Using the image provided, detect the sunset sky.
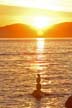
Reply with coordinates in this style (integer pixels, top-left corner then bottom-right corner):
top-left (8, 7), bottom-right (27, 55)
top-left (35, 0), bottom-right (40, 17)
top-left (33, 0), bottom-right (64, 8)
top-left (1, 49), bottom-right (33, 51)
top-left (0, 0), bottom-right (72, 29)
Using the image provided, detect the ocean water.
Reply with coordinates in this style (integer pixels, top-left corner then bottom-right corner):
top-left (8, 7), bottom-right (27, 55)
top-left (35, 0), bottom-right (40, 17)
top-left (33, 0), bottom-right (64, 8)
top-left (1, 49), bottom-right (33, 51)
top-left (0, 38), bottom-right (72, 108)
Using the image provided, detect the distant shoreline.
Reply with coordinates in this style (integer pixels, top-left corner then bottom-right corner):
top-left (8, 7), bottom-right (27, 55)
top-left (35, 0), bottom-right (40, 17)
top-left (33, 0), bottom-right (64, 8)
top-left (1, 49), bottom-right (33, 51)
top-left (0, 38), bottom-right (72, 40)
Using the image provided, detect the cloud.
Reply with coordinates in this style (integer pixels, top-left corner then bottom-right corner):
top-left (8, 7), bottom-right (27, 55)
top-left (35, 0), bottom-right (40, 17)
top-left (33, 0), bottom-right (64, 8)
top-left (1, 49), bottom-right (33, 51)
top-left (0, 4), bottom-right (72, 17)
top-left (0, 0), bottom-right (72, 12)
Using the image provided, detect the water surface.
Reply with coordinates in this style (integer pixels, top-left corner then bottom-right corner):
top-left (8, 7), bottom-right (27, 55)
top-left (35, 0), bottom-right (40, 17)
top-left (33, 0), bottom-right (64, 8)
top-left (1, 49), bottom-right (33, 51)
top-left (0, 39), bottom-right (72, 108)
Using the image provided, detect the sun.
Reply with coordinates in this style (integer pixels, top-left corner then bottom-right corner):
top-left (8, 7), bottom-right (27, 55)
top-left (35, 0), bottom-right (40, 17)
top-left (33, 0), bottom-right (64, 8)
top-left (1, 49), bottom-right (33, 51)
top-left (30, 16), bottom-right (52, 35)
top-left (31, 16), bottom-right (51, 30)
top-left (17, 15), bottom-right (54, 35)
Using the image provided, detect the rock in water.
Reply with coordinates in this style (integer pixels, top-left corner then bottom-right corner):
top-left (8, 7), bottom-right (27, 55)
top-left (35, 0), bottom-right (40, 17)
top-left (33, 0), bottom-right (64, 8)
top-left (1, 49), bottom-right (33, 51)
top-left (65, 96), bottom-right (72, 108)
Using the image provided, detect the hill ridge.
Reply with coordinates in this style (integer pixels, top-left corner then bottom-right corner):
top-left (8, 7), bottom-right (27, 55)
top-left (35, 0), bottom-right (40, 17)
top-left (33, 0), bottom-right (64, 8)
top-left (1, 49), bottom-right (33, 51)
top-left (0, 22), bottom-right (72, 38)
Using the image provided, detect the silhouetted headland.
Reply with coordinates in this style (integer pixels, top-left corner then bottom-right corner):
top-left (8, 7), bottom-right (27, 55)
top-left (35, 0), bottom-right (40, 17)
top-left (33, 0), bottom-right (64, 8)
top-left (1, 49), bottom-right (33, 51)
top-left (65, 96), bottom-right (72, 108)
top-left (0, 24), bottom-right (37, 38)
top-left (44, 22), bottom-right (72, 38)
top-left (1, 22), bottom-right (72, 38)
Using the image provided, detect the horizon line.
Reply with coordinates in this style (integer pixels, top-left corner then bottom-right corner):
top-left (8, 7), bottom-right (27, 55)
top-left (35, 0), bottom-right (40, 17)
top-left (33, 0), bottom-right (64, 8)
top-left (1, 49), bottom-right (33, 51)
top-left (0, 38), bottom-right (72, 40)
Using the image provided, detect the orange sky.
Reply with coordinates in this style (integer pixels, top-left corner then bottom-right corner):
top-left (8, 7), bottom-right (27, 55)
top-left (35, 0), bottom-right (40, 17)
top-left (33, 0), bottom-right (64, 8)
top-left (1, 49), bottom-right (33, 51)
top-left (0, 0), bottom-right (72, 30)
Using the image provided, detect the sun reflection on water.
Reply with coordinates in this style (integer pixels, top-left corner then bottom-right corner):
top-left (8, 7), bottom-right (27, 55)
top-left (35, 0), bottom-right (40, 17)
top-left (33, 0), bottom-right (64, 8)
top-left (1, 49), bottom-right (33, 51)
top-left (36, 38), bottom-right (45, 71)
top-left (37, 38), bottom-right (45, 53)
top-left (30, 38), bottom-right (45, 71)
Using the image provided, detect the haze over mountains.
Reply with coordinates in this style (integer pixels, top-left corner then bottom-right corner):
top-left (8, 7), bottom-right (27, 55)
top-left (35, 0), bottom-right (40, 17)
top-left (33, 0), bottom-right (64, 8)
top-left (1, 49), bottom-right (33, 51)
top-left (0, 22), bottom-right (72, 38)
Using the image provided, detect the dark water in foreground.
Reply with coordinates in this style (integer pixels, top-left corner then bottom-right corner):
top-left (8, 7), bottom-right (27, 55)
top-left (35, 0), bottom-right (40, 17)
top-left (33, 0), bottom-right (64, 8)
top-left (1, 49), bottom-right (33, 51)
top-left (0, 38), bottom-right (72, 108)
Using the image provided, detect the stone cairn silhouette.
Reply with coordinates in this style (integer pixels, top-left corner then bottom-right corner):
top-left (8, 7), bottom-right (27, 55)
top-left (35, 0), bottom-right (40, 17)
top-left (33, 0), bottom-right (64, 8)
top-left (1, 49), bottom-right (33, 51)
top-left (32, 74), bottom-right (42, 100)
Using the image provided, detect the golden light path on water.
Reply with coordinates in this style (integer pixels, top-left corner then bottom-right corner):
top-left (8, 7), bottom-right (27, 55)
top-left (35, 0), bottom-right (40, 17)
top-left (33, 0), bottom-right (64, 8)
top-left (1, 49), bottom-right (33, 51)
top-left (37, 38), bottom-right (45, 52)
top-left (36, 38), bottom-right (45, 72)
top-left (30, 38), bottom-right (45, 72)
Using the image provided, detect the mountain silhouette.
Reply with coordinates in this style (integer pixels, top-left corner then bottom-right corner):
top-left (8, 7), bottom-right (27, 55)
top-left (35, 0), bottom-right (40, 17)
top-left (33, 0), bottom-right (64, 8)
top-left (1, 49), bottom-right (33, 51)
top-left (0, 24), bottom-right (37, 38)
top-left (44, 22), bottom-right (72, 38)
top-left (0, 22), bottom-right (72, 38)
